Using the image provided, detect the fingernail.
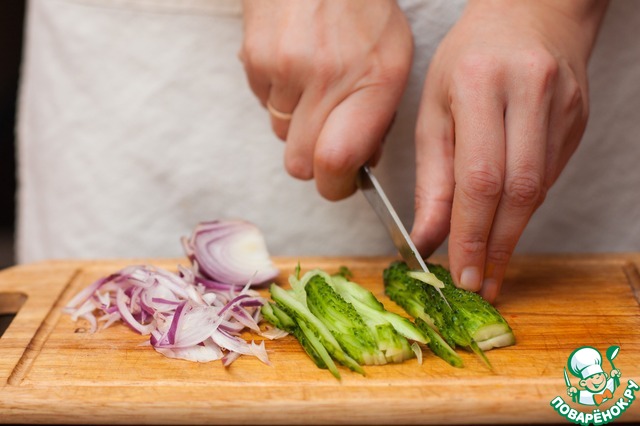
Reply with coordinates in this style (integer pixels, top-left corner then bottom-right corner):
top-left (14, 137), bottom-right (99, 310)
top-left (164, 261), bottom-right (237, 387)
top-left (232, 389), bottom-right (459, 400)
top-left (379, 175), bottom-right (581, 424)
top-left (459, 266), bottom-right (481, 291)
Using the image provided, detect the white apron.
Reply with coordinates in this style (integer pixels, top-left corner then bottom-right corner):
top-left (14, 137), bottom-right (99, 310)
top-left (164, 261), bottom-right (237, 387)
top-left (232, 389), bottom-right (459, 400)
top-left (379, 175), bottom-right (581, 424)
top-left (16, 0), bottom-right (640, 263)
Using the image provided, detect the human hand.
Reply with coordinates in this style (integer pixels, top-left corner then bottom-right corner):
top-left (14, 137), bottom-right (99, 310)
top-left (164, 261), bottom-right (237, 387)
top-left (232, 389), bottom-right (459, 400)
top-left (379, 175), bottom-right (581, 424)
top-left (410, 0), bottom-right (608, 302)
top-left (567, 386), bottom-right (578, 397)
top-left (611, 369), bottom-right (621, 378)
top-left (239, 0), bottom-right (413, 199)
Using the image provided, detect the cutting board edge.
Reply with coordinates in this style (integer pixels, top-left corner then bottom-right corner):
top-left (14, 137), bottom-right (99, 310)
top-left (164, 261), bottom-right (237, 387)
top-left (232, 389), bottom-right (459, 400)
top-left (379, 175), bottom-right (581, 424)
top-left (1, 387), bottom-right (638, 425)
top-left (0, 263), bottom-right (83, 386)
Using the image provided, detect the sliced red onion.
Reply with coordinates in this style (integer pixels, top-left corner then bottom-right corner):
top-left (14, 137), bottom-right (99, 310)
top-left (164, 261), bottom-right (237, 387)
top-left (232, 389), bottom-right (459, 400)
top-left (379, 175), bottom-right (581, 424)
top-left (80, 312), bottom-right (98, 334)
top-left (260, 326), bottom-right (289, 340)
top-left (230, 306), bottom-right (260, 332)
top-left (170, 304), bottom-right (223, 348)
top-left (250, 341), bottom-right (271, 365)
top-left (116, 287), bottom-right (155, 335)
top-left (211, 329), bottom-right (253, 355)
top-left (166, 302), bottom-right (187, 345)
top-left (182, 220), bottom-right (279, 286)
top-left (70, 299), bottom-right (97, 322)
top-left (65, 263), bottom-right (275, 365)
top-left (156, 339), bottom-right (224, 363)
top-left (195, 275), bottom-right (243, 293)
top-left (64, 220), bottom-right (284, 365)
top-left (99, 312), bottom-right (121, 331)
top-left (65, 274), bottom-right (115, 309)
top-left (221, 350), bottom-right (242, 367)
top-left (218, 320), bottom-right (246, 334)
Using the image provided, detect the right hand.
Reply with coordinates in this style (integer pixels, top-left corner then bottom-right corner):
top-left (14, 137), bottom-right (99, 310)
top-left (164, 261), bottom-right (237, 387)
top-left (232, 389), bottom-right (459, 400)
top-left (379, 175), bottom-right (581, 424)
top-left (239, 0), bottom-right (413, 200)
top-left (409, 0), bottom-right (608, 302)
top-left (567, 386), bottom-right (578, 397)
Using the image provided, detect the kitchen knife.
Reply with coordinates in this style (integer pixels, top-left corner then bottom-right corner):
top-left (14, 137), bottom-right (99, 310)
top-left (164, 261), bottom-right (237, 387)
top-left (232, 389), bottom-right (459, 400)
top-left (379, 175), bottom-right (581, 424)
top-left (357, 166), bottom-right (451, 308)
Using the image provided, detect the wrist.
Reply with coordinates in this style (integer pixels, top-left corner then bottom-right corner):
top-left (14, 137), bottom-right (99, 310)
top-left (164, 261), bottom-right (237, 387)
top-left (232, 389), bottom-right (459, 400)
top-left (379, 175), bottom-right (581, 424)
top-left (464, 0), bottom-right (609, 64)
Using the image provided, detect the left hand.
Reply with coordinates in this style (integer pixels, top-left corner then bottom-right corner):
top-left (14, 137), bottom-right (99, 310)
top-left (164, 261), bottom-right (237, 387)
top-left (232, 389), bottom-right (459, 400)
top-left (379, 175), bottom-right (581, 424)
top-left (410, 0), bottom-right (609, 302)
top-left (611, 369), bottom-right (621, 378)
top-left (239, 0), bottom-right (413, 200)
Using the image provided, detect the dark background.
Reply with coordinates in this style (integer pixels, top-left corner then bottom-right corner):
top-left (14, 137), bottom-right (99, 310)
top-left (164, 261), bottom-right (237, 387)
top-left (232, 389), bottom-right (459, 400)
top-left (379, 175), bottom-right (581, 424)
top-left (0, 1), bottom-right (25, 268)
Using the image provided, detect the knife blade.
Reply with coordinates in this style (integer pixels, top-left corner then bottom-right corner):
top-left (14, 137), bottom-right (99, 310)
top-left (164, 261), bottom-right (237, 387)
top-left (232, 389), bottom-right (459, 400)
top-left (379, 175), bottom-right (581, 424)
top-left (357, 166), bottom-right (451, 308)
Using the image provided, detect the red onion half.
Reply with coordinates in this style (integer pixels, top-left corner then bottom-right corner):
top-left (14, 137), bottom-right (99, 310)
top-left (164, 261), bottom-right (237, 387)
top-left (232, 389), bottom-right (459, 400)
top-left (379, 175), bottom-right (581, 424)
top-left (182, 220), bottom-right (279, 286)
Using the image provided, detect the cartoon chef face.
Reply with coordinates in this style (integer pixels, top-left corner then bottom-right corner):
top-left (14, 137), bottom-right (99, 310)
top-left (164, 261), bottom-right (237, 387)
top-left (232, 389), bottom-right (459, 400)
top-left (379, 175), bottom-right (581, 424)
top-left (568, 346), bottom-right (608, 393)
top-left (580, 372), bottom-right (609, 392)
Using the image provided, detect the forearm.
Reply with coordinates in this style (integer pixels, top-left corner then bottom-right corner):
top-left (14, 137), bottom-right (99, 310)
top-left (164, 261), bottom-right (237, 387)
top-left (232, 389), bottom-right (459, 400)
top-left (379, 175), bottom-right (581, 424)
top-left (465, 0), bottom-right (609, 64)
top-left (539, 0), bottom-right (609, 57)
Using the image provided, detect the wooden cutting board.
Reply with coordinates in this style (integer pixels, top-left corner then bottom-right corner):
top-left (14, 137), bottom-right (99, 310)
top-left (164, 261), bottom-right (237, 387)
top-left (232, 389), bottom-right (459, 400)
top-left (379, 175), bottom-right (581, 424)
top-left (1, 255), bottom-right (639, 425)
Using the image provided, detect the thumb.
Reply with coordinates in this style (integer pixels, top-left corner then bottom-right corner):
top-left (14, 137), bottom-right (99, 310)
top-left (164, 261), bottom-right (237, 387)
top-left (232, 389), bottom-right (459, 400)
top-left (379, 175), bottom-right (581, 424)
top-left (313, 86), bottom-right (402, 201)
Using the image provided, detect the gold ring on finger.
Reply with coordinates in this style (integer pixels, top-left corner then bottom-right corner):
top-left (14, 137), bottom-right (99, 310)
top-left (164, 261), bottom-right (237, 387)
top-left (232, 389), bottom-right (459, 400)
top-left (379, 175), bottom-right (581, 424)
top-left (267, 101), bottom-right (294, 121)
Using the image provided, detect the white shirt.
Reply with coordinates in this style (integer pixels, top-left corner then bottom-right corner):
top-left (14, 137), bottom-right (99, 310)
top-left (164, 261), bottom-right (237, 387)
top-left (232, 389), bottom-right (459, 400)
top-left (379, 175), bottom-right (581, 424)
top-left (16, 0), bottom-right (640, 263)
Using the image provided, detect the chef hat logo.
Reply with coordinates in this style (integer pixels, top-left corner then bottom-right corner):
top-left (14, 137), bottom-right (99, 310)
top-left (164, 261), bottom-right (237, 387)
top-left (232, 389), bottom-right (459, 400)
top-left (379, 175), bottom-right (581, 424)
top-left (568, 346), bottom-right (605, 380)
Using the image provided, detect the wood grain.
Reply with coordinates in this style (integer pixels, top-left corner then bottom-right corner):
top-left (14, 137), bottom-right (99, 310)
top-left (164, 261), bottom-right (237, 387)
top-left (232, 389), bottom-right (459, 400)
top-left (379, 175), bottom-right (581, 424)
top-left (0, 255), bottom-right (639, 424)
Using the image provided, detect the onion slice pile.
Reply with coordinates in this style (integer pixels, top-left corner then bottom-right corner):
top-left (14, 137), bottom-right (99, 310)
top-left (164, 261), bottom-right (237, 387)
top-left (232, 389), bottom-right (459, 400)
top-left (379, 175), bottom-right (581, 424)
top-left (64, 219), bottom-right (283, 365)
top-left (182, 220), bottom-right (279, 286)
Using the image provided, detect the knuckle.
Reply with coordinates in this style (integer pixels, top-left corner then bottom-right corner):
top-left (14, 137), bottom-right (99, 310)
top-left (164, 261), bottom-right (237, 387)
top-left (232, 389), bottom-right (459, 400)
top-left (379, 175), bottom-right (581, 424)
top-left (486, 244), bottom-right (513, 266)
top-left (451, 53), bottom-right (504, 94)
top-left (503, 171), bottom-right (543, 208)
top-left (456, 53), bottom-right (503, 81)
top-left (563, 76), bottom-right (588, 120)
top-left (565, 76), bottom-right (583, 103)
top-left (456, 234), bottom-right (487, 257)
top-left (309, 49), bottom-right (344, 82)
top-left (459, 166), bottom-right (503, 202)
top-left (273, 44), bottom-right (307, 82)
top-left (576, 87), bottom-right (589, 122)
top-left (240, 37), bottom-right (267, 71)
top-left (537, 184), bottom-right (548, 208)
top-left (239, 39), bottom-right (255, 62)
top-left (522, 49), bottom-right (559, 86)
top-left (415, 179), bottom-right (454, 214)
top-left (314, 145), bottom-right (355, 178)
top-left (507, 49), bottom-right (560, 104)
top-left (374, 58), bottom-right (411, 86)
top-left (388, 58), bottom-right (412, 80)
